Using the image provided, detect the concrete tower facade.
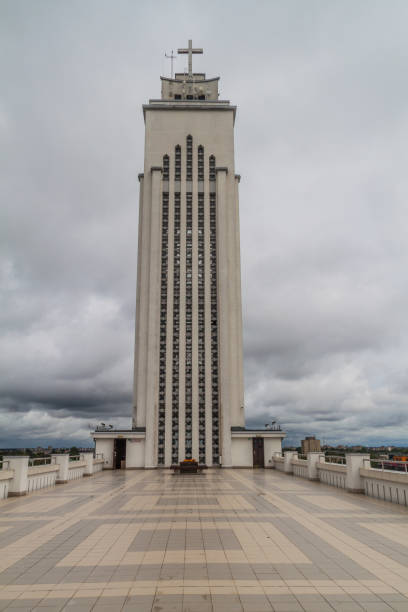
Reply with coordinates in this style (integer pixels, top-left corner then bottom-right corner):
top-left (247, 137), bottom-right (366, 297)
top-left (93, 42), bottom-right (285, 469)
top-left (132, 42), bottom-right (245, 468)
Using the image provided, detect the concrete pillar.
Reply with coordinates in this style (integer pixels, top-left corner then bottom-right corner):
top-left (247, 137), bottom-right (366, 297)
top-left (307, 452), bottom-right (325, 481)
top-left (346, 454), bottom-right (370, 493)
top-left (4, 456), bottom-right (28, 496)
top-left (132, 173), bottom-right (145, 428)
top-left (230, 175), bottom-right (245, 427)
top-left (52, 454), bottom-right (69, 484)
top-left (81, 452), bottom-right (94, 476)
top-left (216, 168), bottom-right (232, 468)
top-left (284, 451), bottom-right (297, 474)
top-left (144, 166), bottom-right (162, 468)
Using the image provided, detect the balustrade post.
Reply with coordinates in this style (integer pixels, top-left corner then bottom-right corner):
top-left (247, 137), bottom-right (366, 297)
top-left (284, 451), bottom-right (297, 474)
top-left (81, 452), bottom-right (94, 476)
top-left (52, 454), bottom-right (69, 484)
top-left (4, 456), bottom-right (29, 496)
top-left (346, 454), bottom-right (370, 493)
top-left (307, 452), bottom-right (324, 481)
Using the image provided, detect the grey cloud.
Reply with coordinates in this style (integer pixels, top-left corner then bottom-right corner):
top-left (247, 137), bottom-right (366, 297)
top-left (1, 0), bottom-right (408, 446)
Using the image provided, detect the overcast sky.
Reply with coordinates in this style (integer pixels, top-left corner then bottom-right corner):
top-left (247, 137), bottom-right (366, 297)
top-left (1, 0), bottom-right (408, 448)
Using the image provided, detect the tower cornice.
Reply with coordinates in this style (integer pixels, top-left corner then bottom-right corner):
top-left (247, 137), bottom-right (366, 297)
top-left (143, 102), bottom-right (236, 124)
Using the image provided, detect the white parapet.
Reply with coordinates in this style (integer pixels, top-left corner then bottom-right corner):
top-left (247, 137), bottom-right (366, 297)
top-left (27, 464), bottom-right (59, 492)
top-left (360, 462), bottom-right (408, 505)
top-left (67, 459), bottom-right (86, 480)
top-left (3, 456), bottom-right (29, 496)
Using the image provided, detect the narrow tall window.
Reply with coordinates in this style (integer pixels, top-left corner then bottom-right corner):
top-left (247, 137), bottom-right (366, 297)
top-left (198, 145), bottom-right (205, 464)
top-left (175, 145), bottom-right (181, 181)
top-left (185, 135), bottom-right (193, 458)
top-left (172, 146), bottom-right (181, 464)
top-left (158, 156), bottom-right (169, 465)
top-left (186, 135), bottom-right (193, 181)
top-left (209, 155), bottom-right (219, 464)
top-left (163, 154), bottom-right (169, 181)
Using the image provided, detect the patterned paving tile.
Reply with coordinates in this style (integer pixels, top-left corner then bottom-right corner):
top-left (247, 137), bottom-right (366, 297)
top-left (0, 469), bottom-right (408, 611)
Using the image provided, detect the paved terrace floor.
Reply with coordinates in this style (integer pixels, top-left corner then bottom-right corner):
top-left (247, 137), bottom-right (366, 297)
top-left (1, 470), bottom-right (408, 612)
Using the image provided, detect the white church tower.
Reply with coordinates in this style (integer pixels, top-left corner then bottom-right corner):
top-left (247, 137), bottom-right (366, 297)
top-left (133, 41), bottom-right (245, 468)
top-left (93, 41), bottom-right (285, 469)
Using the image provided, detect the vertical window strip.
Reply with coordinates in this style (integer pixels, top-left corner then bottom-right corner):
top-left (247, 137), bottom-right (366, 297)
top-left (163, 154), bottom-right (169, 181)
top-left (186, 135), bottom-right (193, 181)
top-left (172, 148), bottom-right (181, 464)
top-left (157, 181), bottom-right (168, 464)
top-left (184, 136), bottom-right (193, 459)
top-left (209, 155), bottom-right (219, 464)
top-left (175, 145), bottom-right (181, 180)
top-left (198, 194), bottom-right (205, 464)
top-left (198, 145), bottom-right (204, 181)
top-left (198, 145), bottom-right (205, 464)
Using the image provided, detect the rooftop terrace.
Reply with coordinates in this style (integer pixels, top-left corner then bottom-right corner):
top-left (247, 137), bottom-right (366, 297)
top-left (0, 469), bottom-right (408, 611)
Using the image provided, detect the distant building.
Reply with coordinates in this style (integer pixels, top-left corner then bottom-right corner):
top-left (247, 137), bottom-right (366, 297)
top-left (301, 436), bottom-right (321, 454)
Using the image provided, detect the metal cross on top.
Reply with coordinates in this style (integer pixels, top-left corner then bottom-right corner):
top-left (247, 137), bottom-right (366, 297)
top-left (177, 39), bottom-right (203, 78)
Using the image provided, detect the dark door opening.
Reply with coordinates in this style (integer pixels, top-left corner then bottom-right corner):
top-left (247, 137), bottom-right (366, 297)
top-left (114, 438), bottom-right (126, 469)
top-left (252, 437), bottom-right (264, 468)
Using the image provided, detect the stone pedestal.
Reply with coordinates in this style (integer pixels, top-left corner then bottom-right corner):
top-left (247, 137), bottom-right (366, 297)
top-left (81, 452), bottom-right (94, 476)
top-left (346, 454), bottom-right (370, 493)
top-left (52, 454), bottom-right (69, 484)
top-left (307, 452), bottom-right (325, 481)
top-left (284, 451), bottom-right (297, 474)
top-left (4, 456), bottom-right (28, 496)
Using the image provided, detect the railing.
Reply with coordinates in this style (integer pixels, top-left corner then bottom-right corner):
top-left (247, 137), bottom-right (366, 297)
top-left (370, 459), bottom-right (408, 473)
top-left (324, 455), bottom-right (346, 465)
top-left (0, 459), bottom-right (10, 470)
top-left (297, 454), bottom-right (308, 460)
top-left (28, 456), bottom-right (52, 467)
top-left (95, 453), bottom-right (104, 460)
top-left (69, 455), bottom-right (81, 461)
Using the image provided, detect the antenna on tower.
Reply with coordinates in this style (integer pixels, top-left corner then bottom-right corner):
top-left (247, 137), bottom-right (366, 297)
top-left (165, 50), bottom-right (176, 79)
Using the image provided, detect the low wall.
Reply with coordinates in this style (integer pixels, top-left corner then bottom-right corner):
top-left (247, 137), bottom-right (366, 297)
top-left (317, 463), bottom-right (347, 489)
top-left (27, 465), bottom-right (59, 492)
top-left (273, 456), bottom-right (285, 472)
top-left (292, 459), bottom-right (308, 479)
top-left (93, 459), bottom-right (104, 473)
top-left (272, 452), bottom-right (408, 507)
top-left (361, 468), bottom-right (408, 506)
top-left (0, 470), bottom-right (13, 500)
top-left (0, 454), bottom-right (104, 499)
top-left (67, 461), bottom-right (87, 481)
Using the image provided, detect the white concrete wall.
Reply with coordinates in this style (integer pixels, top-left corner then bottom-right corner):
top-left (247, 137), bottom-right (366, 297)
top-left (27, 466), bottom-right (59, 492)
top-left (93, 460), bottom-right (104, 473)
top-left (273, 456), bottom-right (285, 472)
top-left (292, 460), bottom-right (308, 479)
top-left (135, 104), bottom-right (243, 468)
top-left (317, 464), bottom-right (347, 489)
top-left (231, 438), bottom-right (252, 467)
top-left (67, 461), bottom-right (86, 481)
top-left (0, 472), bottom-right (12, 499)
top-left (361, 469), bottom-right (408, 506)
top-left (126, 439), bottom-right (145, 468)
top-left (264, 438), bottom-right (283, 468)
top-left (95, 439), bottom-right (114, 469)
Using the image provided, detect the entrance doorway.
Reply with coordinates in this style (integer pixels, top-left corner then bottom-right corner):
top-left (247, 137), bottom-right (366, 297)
top-left (252, 437), bottom-right (264, 468)
top-left (114, 438), bottom-right (126, 469)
